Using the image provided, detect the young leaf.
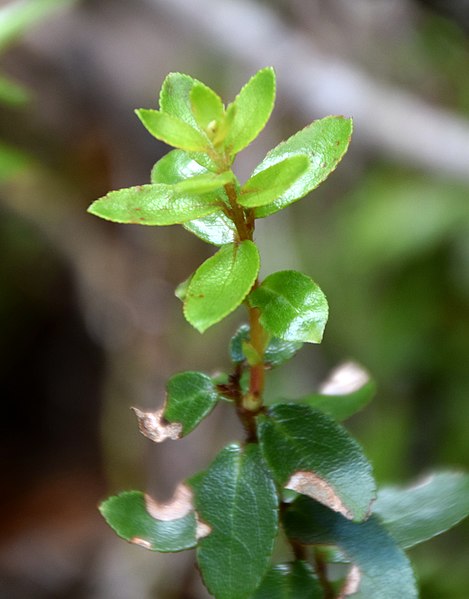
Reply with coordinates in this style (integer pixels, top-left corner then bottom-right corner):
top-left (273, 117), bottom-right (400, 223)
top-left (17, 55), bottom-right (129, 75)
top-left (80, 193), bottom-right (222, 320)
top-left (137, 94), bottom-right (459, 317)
top-left (298, 362), bottom-right (376, 421)
top-left (230, 324), bottom-right (302, 367)
top-left (253, 116), bottom-right (353, 218)
top-left (283, 496), bottom-right (417, 599)
top-left (239, 155), bottom-right (309, 208)
top-left (257, 403), bottom-right (376, 522)
top-left (249, 270), bottom-right (328, 343)
top-left (252, 561), bottom-right (324, 599)
top-left (184, 241), bottom-right (260, 333)
top-left (136, 109), bottom-right (209, 152)
top-left (159, 72), bottom-right (207, 129)
top-left (190, 83), bottom-right (225, 133)
top-left (373, 471), bottom-right (469, 549)
top-left (99, 488), bottom-right (202, 552)
top-left (163, 372), bottom-right (220, 436)
top-left (87, 184), bottom-right (224, 226)
top-left (194, 444), bottom-right (278, 599)
top-left (224, 67), bottom-right (276, 156)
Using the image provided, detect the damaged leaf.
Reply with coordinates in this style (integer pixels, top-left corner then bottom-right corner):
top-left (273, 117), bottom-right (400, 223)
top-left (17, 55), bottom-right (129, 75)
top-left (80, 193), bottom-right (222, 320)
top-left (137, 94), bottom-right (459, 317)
top-left (257, 403), bottom-right (376, 521)
top-left (132, 407), bottom-right (182, 443)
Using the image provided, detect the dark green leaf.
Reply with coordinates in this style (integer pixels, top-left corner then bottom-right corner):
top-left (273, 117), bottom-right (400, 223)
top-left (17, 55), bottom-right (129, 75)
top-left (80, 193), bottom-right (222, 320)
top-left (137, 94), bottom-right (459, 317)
top-left (374, 471), bottom-right (469, 549)
top-left (99, 489), bottom-right (199, 552)
top-left (136, 109), bottom-right (209, 152)
top-left (195, 444), bottom-right (278, 599)
top-left (254, 116), bottom-right (353, 217)
top-left (225, 67), bottom-right (276, 155)
top-left (257, 403), bottom-right (376, 521)
top-left (249, 270), bottom-right (328, 343)
top-left (88, 184), bottom-right (224, 226)
top-left (252, 561), bottom-right (324, 599)
top-left (230, 324), bottom-right (302, 367)
top-left (239, 155), bottom-right (309, 208)
top-left (299, 362), bottom-right (375, 421)
top-left (163, 371), bottom-right (219, 436)
top-left (184, 241), bottom-right (260, 332)
top-left (283, 496), bottom-right (417, 598)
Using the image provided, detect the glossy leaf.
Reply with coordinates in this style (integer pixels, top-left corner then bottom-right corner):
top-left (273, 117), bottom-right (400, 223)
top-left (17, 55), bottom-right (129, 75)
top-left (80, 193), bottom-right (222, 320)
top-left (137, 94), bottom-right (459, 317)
top-left (99, 490), bottom-right (198, 552)
top-left (252, 561), bottom-right (324, 599)
top-left (190, 83), bottom-right (225, 133)
top-left (163, 372), bottom-right (219, 436)
top-left (225, 67), bottom-right (276, 155)
top-left (136, 109), bottom-right (209, 152)
top-left (239, 155), bottom-right (309, 208)
top-left (194, 444), bottom-right (278, 599)
top-left (230, 324), bottom-right (302, 367)
top-left (254, 116), bottom-right (353, 217)
top-left (249, 270), bottom-right (328, 343)
top-left (184, 241), bottom-right (260, 332)
top-left (257, 403), bottom-right (376, 522)
top-left (299, 362), bottom-right (376, 421)
top-left (183, 212), bottom-right (237, 246)
top-left (374, 471), bottom-right (469, 549)
top-left (88, 184), bottom-right (224, 226)
top-left (283, 496), bottom-right (417, 599)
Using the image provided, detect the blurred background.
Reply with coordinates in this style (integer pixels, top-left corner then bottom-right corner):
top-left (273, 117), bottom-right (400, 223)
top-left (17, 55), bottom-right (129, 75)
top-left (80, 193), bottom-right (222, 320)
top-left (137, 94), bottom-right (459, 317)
top-left (1, 0), bottom-right (468, 597)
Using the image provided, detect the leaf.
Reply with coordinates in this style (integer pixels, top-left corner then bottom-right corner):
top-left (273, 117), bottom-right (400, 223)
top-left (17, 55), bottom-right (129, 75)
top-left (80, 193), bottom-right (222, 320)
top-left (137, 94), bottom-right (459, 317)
top-left (163, 372), bottom-right (220, 436)
top-left (99, 486), bottom-right (208, 552)
top-left (283, 496), bottom-right (418, 598)
top-left (194, 444), bottom-right (278, 599)
top-left (249, 270), bottom-right (328, 343)
top-left (252, 561), bottom-right (324, 599)
top-left (184, 241), bottom-right (260, 333)
top-left (239, 155), bottom-right (309, 208)
top-left (257, 403), bottom-right (376, 522)
top-left (230, 324), bottom-right (302, 367)
top-left (136, 109), bottom-right (209, 152)
top-left (159, 72), bottom-right (205, 129)
top-left (299, 362), bottom-right (376, 421)
top-left (254, 116), bottom-right (353, 218)
top-left (0, 142), bottom-right (29, 182)
top-left (225, 67), bottom-right (276, 156)
top-left (190, 83), bottom-right (225, 133)
top-left (373, 471), bottom-right (469, 549)
top-left (88, 184), bottom-right (224, 226)
top-left (0, 74), bottom-right (28, 105)
top-left (151, 150), bottom-right (236, 245)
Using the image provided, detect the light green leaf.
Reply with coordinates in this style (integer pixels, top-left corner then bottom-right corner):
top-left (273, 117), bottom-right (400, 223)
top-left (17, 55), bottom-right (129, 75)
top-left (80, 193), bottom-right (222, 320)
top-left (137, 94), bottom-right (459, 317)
top-left (252, 561), bottom-right (324, 599)
top-left (257, 403), bottom-right (376, 522)
top-left (0, 74), bottom-right (28, 105)
top-left (163, 371), bottom-right (219, 436)
top-left (184, 241), bottom-right (260, 332)
top-left (99, 490), bottom-right (198, 552)
top-left (239, 155), bottom-right (309, 208)
top-left (225, 67), bottom-right (276, 155)
top-left (159, 72), bottom-right (204, 129)
top-left (254, 116), bottom-right (353, 217)
top-left (283, 496), bottom-right (417, 599)
top-left (299, 362), bottom-right (376, 421)
top-left (136, 109), bottom-right (209, 152)
top-left (88, 184), bottom-right (224, 226)
top-left (0, 142), bottom-right (29, 182)
top-left (249, 270), bottom-right (328, 343)
top-left (374, 471), bottom-right (469, 549)
top-left (195, 444), bottom-right (278, 599)
top-left (230, 323), bottom-right (302, 367)
top-left (190, 83), bottom-right (225, 133)
top-left (183, 212), bottom-right (237, 246)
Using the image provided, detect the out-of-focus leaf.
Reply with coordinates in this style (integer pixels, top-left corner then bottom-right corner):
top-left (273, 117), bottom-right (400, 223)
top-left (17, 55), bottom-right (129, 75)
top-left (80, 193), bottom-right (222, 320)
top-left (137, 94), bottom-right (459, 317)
top-left (0, 74), bottom-right (28, 105)
top-left (252, 561), bottom-right (324, 599)
top-left (299, 362), bottom-right (376, 421)
top-left (0, 142), bottom-right (29, 182)
top-left (184, 241), bottom-right (260, 332)
top-left (249, 270), bottom-right (328, 343)
top-left (224, 67), bottom-right (276, 156)
top-left (230, 323), bottom-right (302, 367)
top-left (136, 109), bottom-right (210, 152)
top-left (254, 116), bottom-right (353, 217)
top-left (195, 444), bottom-right (278, 599)
top-left (87, 184), bottom-right (224, 225)
top-left (374, 471), bottom-right (469, 549)
top-left (239, 155), bottom-right (309, 208)
top-left (99, 489), bottom-right (198, 552)
top-left (283, 496), bottom-right (418, 598)
top-left (257, 403), bottom-right (376, 522)
top-left (163, 371), bottom-right (219, 436)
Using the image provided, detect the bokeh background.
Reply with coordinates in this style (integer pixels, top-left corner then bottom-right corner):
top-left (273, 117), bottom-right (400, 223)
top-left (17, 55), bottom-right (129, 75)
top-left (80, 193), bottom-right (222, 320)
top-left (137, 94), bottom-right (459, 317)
top-left (1, 0), bottom-right (468, 597)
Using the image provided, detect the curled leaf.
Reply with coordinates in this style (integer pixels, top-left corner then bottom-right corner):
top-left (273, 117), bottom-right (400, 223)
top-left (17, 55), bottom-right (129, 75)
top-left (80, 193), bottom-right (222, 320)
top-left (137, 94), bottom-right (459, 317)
top-left (131, 407), bottom-right (182, 442)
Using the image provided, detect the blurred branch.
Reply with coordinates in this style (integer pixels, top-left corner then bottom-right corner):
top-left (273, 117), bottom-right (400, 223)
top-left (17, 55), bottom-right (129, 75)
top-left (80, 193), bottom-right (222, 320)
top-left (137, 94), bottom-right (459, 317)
top-left (148, 0), bottom-right (469, 181)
